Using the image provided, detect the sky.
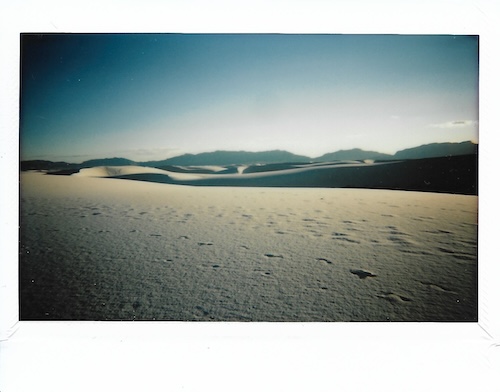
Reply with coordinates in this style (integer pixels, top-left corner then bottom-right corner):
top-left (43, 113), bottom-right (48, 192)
top-left (20, 34), bottom-right (479, 162)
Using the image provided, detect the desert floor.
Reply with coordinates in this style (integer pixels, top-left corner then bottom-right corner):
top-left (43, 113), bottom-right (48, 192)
top-left (19, 171), bottom-right (478, 321)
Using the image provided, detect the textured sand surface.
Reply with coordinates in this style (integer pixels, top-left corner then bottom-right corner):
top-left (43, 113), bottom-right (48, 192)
top-left (20, 171), bottom-right (478, 321)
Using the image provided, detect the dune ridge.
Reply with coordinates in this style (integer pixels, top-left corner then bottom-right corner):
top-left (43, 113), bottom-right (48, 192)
top-left (75, 165), bottom-right (171, 178)
top-left (71, 153), bottom-right (477, 195)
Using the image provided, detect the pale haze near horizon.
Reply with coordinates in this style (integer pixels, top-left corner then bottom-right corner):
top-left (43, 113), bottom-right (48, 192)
top-left (20, 34), bottom-right (479, 163)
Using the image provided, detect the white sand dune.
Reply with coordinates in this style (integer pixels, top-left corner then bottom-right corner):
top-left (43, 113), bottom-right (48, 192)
top-left (65, 157), bottom-right (476, 196)
top-left (75, 165), bottom-right (210, 181)
top-left (19, 171), bottom-right (478, 321)
top-left (75, 165), bottom-right (171, 177)
top-left (75, 161), bottom-right (400, 188)
top-left (77, 162), bottom-right (389, 180)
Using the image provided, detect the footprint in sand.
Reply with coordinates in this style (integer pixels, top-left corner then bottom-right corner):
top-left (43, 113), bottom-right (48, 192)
top-left (195, 305), bottom-right (210, 317)
top-left (452, 254), bottom-right (476, 262)
top-left (332, 233), bottom-right (360, 244)
top-left (350, 269), bottom-right (377, 279)
top-left (264, 253), bottom-right (283, 259)
top-left (437, 246), bottom-right (456, 254)
top-left (377, 292), bottom-right (412, 303)
top-left (420, 281), bottom-right (457, 294)
top-left (385, 226), bottom-right (408, 236)
top-left (436, 246), bottom-right (476, 261)
top-left (387, 235), bottom-right (414, 247)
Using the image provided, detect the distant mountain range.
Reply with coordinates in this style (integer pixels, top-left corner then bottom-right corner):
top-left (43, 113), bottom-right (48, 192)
top-left (315, 148), bottom-right (393, 161)
top-left (20, 141), bottom-right (478, 172)
top-left (143, 150), bottom-right (311, 167)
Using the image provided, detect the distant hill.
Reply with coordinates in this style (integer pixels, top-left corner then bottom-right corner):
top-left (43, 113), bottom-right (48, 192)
top-left (20, 141), bottom-right (478, 172)
top-left (142, 150), bottom-right (311, 167)
top-left (20, 160), bottom-right (79, 172)
top-left (315, 148), bottom-right (393, 161)
top-left (394, 141), bottom-right (477, 160)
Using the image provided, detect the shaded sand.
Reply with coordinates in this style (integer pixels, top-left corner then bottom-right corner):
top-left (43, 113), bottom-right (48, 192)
top-left (67, 154), bottom-right (478, 195)
top-left (20, 171), bottom-right (478, 321)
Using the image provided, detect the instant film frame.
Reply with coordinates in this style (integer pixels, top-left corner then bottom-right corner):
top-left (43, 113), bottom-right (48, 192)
top-left (1, 1), bottom-right (499, 391)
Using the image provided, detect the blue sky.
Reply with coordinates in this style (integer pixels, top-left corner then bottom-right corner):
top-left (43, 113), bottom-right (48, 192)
top-left (20, 34), bottom-right (479, 162)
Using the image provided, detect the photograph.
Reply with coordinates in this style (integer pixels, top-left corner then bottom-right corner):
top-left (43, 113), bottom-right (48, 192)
top-left (19, 33), bottom-right (479, 322)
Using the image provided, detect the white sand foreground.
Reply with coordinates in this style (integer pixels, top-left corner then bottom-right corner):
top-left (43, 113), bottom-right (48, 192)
top-left (20, 170), bottom-right (478, 321)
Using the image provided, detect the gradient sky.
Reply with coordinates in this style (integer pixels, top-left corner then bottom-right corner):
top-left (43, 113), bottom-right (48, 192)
top-left (20, 34), bottom-right (479, 162)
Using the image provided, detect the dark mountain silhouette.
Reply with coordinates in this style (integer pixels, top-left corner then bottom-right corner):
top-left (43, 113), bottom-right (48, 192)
top-left (394, 141), bottom-right (477, 160)
top-left (20, 160), bottom-right (79, 172)
top-left (315, 148), bottom-right (393, 161)
top-left (142, 150), bottom-right (311, 167)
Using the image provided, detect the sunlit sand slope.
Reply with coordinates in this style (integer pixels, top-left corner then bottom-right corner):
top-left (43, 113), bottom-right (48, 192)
top-left (20, 172), bottom-right (477, 321)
